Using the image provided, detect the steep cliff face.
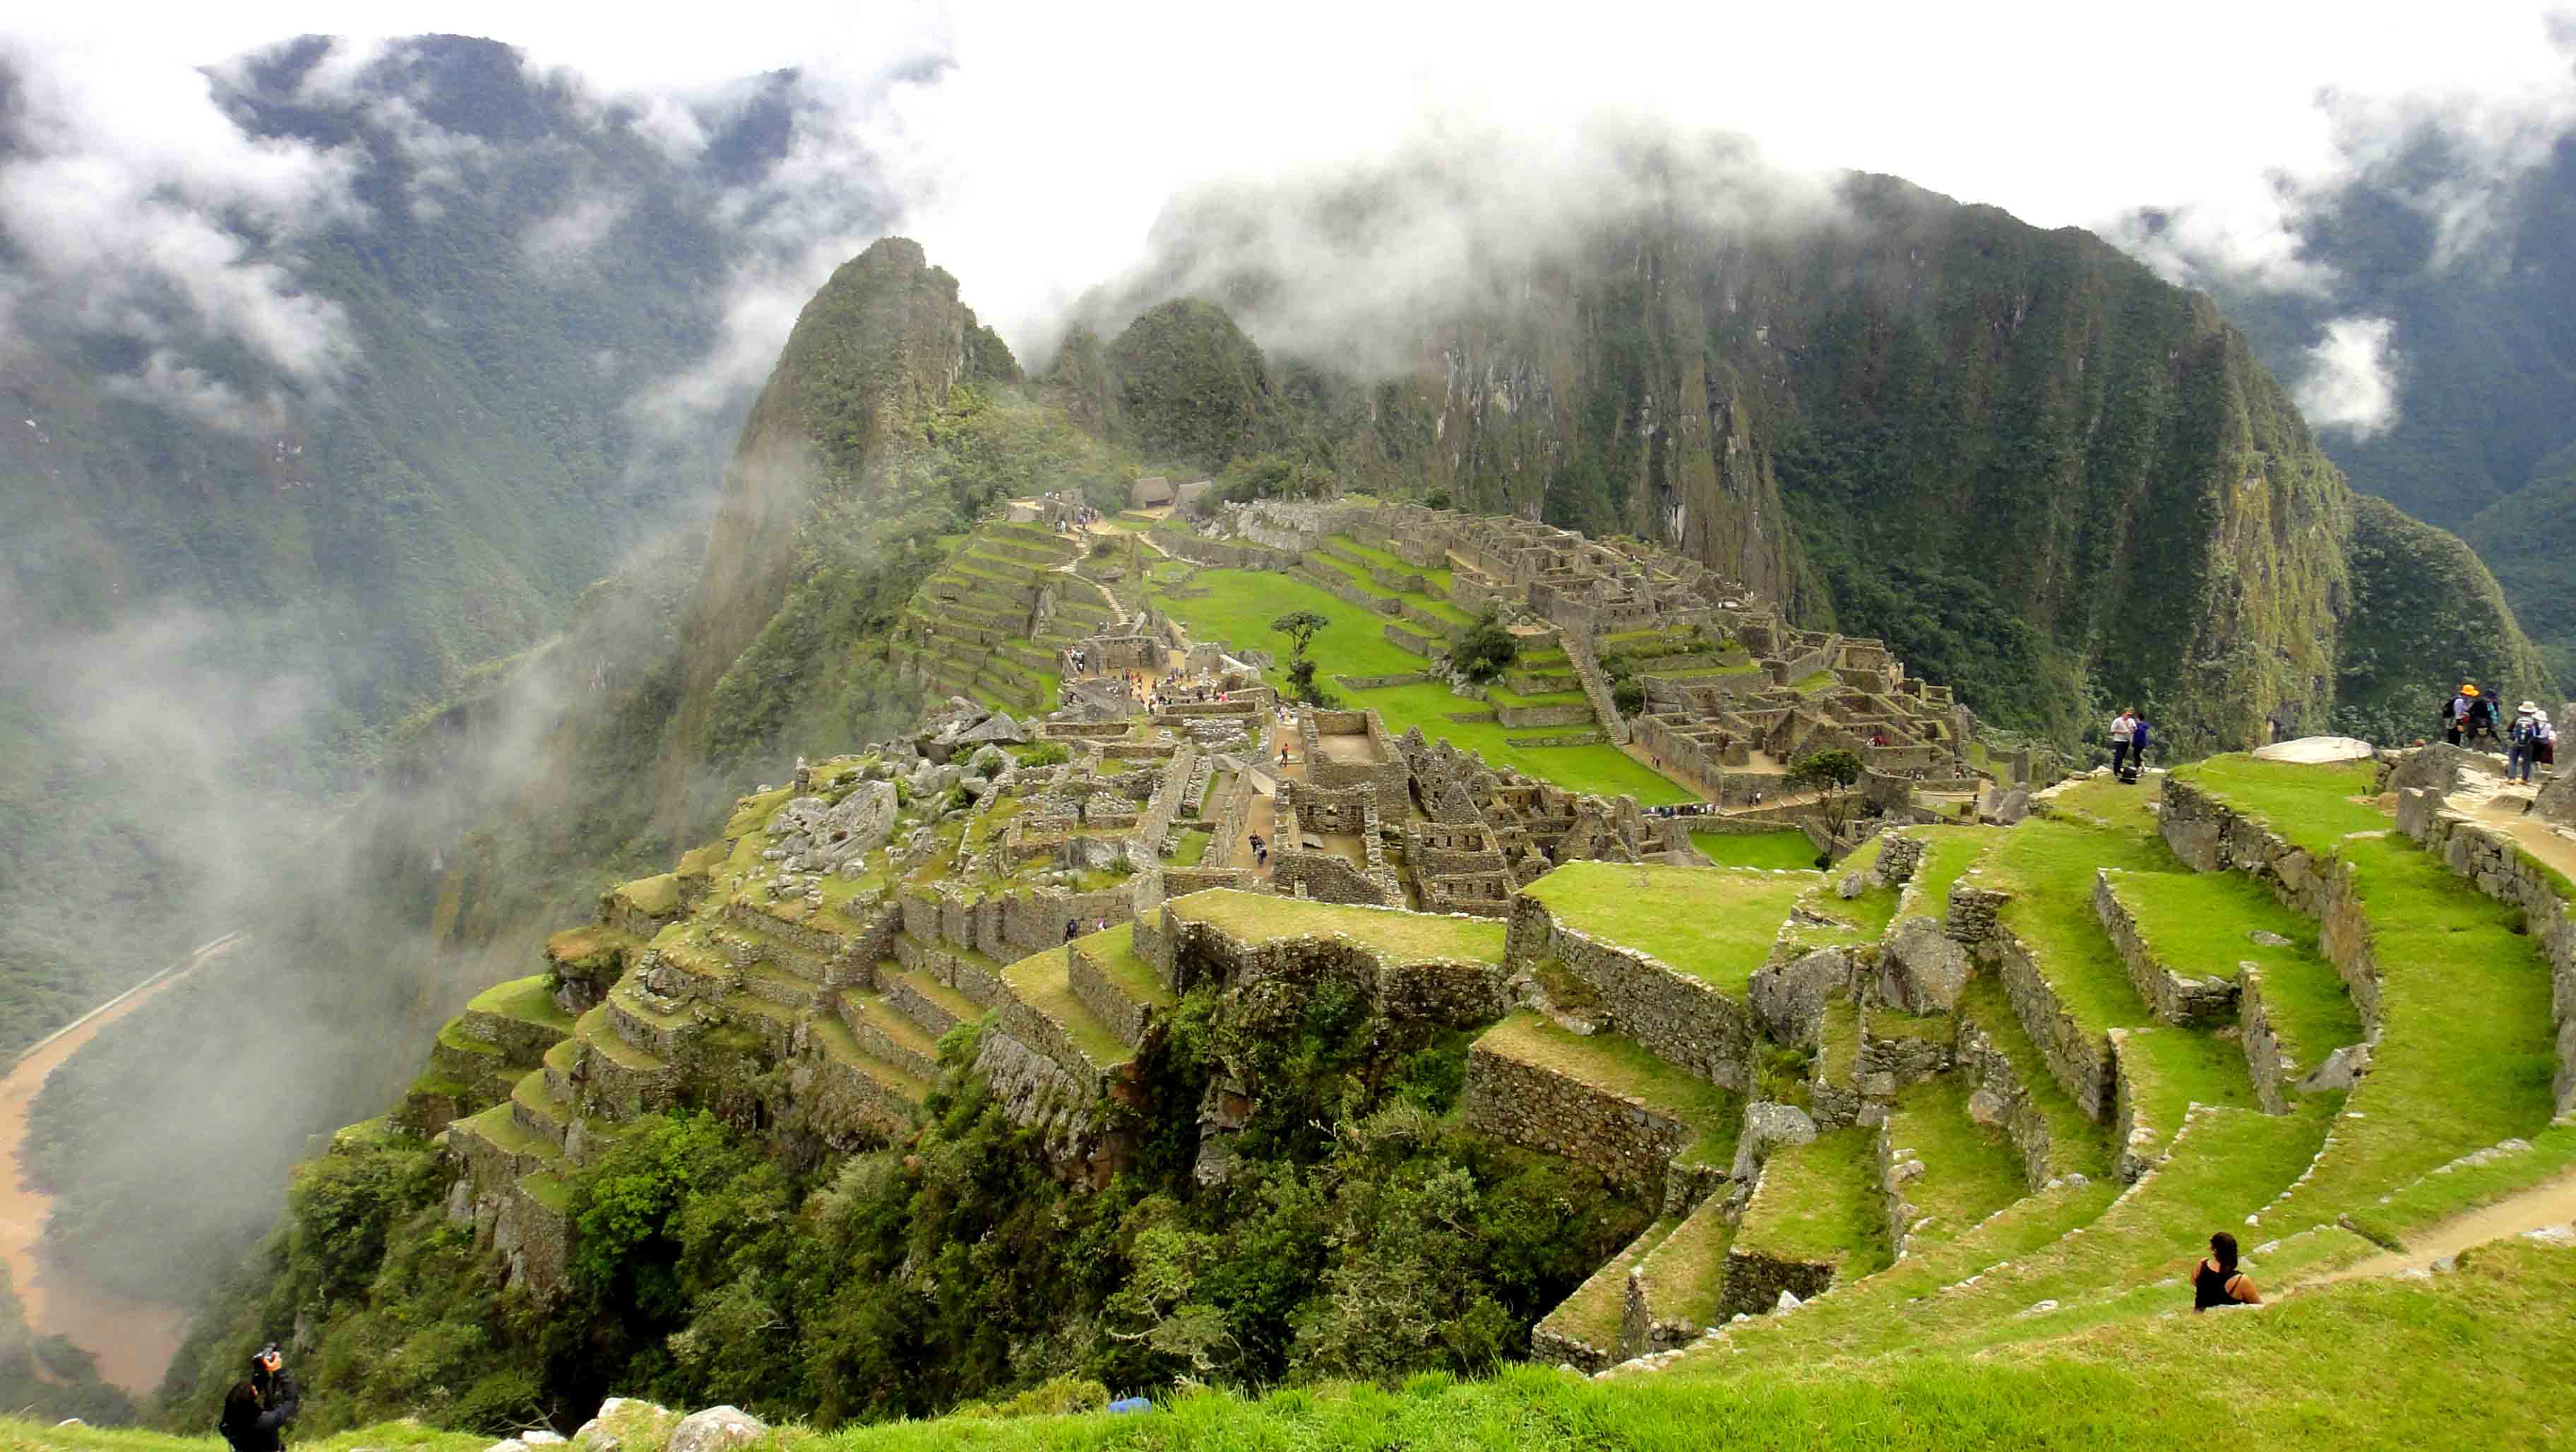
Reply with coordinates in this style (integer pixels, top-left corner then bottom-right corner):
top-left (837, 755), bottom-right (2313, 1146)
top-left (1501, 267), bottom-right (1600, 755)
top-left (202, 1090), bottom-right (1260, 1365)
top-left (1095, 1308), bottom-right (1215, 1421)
top-left (660, 238), bottom-right (1018, 821)
top-left (1080, 168), bottom-right (2549, 751)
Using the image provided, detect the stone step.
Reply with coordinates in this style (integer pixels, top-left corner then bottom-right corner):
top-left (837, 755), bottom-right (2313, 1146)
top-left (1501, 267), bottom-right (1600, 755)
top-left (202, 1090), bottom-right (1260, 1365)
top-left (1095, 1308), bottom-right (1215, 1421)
top-left (1532, 1218), bottom-right (1679, 1374)
top-left (719, 990), bottom-right (801, 1056)
top-left (607, 982), bottom-right (696, 1061)
top-left (1066, 923), bottom-right (1179, 1051)
top-left (836, 989), bottom-right (944, 1082)
top-left (1721, 1125), bottom-right (1888, 1320)
top-left (882, 966), bottom-right (986, 1038)
top-left (739, 960), bottom-right (829, 1011)
top-left (991, 947), bottom-right (1133, 1099)
top-left (510, 1067), bottom-right (573, 1153)
top-left (541, 1037), bottom-right (580, 1100)
top-left (1625, 1190), bottom-right (1736, 1357)
top-left (571, 1004), bottom-right (679, 1123)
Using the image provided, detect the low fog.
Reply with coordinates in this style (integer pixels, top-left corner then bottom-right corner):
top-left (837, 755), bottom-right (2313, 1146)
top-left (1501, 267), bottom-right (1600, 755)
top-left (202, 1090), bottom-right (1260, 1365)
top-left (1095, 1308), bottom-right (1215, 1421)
top-left (4, 0), bottom-right (2576, 1396)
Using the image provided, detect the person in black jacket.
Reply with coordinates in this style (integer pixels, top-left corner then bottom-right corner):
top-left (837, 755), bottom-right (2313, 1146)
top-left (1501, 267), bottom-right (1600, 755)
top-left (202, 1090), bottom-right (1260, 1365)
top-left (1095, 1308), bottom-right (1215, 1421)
top-left (220, 1345), bottom-right (299, 1452)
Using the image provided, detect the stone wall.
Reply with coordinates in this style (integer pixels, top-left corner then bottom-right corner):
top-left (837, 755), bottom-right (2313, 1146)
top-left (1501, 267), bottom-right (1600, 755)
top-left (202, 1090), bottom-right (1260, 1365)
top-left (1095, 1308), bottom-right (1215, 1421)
top-left (1717, 1243), bottom-right (1838, 1321)
top-left (2236, 965), bottom-right (2299, 1114)
top-left (2159, 777), bottom-right (2336, 917)
top-left (1171, 920), bottom-right (1510, 1027)
top-left (1993, 928), bottom-right (2114, 1118)
top-left (1503, 896), bottom-right (1756, 1092)
top-left (1463, 1044), bottom-right (1699, 1206)
top-left (2092, 870), bottom-right (2241, 1027)
top-left (2397, 790), bottom-right (2576, 1116)
top-left (1954, 1016), bottom-right (2066, 1192)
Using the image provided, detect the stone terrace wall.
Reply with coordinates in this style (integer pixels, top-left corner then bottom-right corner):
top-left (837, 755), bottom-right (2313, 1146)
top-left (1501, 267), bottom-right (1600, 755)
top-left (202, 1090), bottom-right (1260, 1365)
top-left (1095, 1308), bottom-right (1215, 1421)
top-left (1464, 1044), bottom-right (1697, 1206)
top-left (1953, 1016), bottom-right (2064, 1191)
top-left (1169, 920), bottom-right (1508, 1026)
top-left (2093, 870), bottom-right (2241, 1027)
top-left (2159, 778), bottom-right (2337, 917)
top-left (1503, 896), bottom-right (1757, 1092)
top-left (2397, 790), bottom-right (2576, 1115)
top-left (1993, 928), bottom-right (2115, 1119)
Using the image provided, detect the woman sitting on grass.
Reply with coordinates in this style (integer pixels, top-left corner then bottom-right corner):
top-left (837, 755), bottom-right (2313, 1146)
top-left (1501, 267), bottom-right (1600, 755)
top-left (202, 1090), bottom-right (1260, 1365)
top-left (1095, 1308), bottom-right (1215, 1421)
top-left (2193, 1232), bottom-right (2262, 1311)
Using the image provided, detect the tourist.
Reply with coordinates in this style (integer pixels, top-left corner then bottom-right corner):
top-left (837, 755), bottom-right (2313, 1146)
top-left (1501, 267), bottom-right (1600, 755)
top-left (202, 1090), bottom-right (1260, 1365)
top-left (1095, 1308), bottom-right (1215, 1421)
top-left (2190, 1232), bottom-right (2260, 1311)
top-left (1065, 917), bottom-right (1080, 943)
top-left (2509, 703), bottom-right (2544, 784)
top-left (2109, 708), bottom-right (2137, 776)
top-left (2538, 712), bottom-right (2558, 774)
top-left (2125, 715), bottom-right (2152, 781)
top-left (2443, 683), bottom-right (2489, 746)
top-left (220, 1345), bottom-right (301, 1452)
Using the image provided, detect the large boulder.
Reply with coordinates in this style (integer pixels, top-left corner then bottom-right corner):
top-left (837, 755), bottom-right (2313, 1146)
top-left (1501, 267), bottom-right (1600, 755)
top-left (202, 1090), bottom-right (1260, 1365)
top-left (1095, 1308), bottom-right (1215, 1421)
top-left (2536, 766), bottom-right (2576, 829)
top-left (772, 780), bottom-right (900, 870)
top-left (571, 1399), bottom-right (674, 1452)
top-left (960, 711), bottom-right (1029, 745)
top-left (2251, 735), bottom-right (2376, 764)
top-left (665, 1407), bottom-right (765, 1452)
top-left (1877, 915), bottom-right (1969, 1014)
top-left (1747, 947), bottom-right (1849, 1045)
top-left (2383, 742), bottom-right (2500, 799)
top-left (1729, 1101), bottom-right (1818, 1181)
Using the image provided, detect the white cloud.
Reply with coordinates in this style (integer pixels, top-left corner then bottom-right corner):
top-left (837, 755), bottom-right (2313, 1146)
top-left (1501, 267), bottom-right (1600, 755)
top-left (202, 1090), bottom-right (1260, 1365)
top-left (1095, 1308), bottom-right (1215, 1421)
top-left (98, 349), bottom-right (284, 436)
top-left (2295, 316), bottom-right (2402, 440)
top-left (523, 191), bottom-right (631, 261)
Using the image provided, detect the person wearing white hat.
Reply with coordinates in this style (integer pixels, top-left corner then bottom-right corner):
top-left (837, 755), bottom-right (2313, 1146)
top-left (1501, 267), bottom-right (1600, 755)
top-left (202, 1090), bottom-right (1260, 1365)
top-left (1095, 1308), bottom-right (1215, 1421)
top-left (2508, 702), bottom-right (2543, 784)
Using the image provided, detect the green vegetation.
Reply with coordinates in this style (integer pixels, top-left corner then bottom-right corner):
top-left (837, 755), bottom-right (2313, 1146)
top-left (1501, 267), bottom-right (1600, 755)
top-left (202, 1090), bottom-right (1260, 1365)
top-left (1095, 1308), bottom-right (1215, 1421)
top-left (2169, 757), bottom-right (2387, 854)
top-left (1880, 1076), bottom-right (2027, 1246)
top-left (1736, 1129), bottom-right (1889, 1273)
top-left (1521, 862), bottom-right (1815, 992)
top-left (1450, 609), bottom-right (1520, 684)
top-left (1905, 826), bottom-right (2005, 923)
top-left (1171, 891), bottom-right (1505, 964)
top-left (1691, 829), bottom-right (1820, 870)
top-left (1954, 977), bottom-right (2116, 1182)
top-left (2111, 870), bottom-right (2361, 1075)
top-left (1150, 571), bottom-right (1689, 802)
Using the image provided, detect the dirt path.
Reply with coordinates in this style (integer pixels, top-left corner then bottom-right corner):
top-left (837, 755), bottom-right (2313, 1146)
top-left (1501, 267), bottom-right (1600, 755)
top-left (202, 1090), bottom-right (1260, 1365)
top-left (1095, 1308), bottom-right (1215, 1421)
top-left (2298, 1165), bottom-right (2576, 1287)
top-left (2465, 790), bottom-right (2576, 883)
top-left (0, 932), bottom-right (239, 1392)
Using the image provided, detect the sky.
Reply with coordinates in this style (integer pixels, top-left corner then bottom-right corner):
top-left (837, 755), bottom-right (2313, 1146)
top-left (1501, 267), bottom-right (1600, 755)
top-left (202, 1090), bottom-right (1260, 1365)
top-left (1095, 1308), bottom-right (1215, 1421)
top-left (6, 1), bottom-right (2576, 437)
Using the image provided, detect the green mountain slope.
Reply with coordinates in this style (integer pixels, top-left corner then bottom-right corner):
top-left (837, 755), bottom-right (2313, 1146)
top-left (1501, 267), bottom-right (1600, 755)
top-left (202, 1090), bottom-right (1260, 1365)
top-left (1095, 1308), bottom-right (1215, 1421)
top-left (1084, 162), bottom-right (2554, 747)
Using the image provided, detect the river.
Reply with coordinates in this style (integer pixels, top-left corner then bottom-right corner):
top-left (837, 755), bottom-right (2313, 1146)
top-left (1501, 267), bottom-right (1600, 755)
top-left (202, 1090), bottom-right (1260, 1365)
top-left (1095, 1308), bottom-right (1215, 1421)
top-left (0, 933), bottom-right (237, 1395)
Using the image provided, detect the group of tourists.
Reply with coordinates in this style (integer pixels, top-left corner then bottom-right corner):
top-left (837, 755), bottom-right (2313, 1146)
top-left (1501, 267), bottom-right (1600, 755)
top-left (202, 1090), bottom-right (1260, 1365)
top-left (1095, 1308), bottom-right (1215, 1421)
top-left (2441, 683), bottom-right (2555, 784)
top-left (2106, 708), bottom-right (2152, 782)
top-left (1247, 833), bottom-right (1268, 867)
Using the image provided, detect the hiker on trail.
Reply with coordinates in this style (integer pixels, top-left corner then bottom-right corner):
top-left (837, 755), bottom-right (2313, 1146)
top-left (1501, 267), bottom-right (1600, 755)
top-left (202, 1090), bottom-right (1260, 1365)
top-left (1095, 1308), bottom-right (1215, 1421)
top-left (2125, 715), bottom-right (2152, 781)
top-left (2509, 703), bottom-right (2545, 784)
top-left (2191, 1232), bottom-right (2261, 1311)
top-left (2445, 684), bottom-right (2496, 746)
top-left (220, 1344), bottom-right (299, 1452)
top-left (2109, 708), bottom-right (2137, 775)
top-left (2538, 712), bottom-right (2559, 773)
top-left (1065, 917), bottom-right (1080, 943)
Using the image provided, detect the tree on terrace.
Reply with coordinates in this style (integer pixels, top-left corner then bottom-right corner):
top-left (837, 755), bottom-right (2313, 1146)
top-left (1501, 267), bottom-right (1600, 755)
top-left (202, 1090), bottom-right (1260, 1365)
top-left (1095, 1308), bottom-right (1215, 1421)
top-left (1784, 749), bottom-right (1865, 862)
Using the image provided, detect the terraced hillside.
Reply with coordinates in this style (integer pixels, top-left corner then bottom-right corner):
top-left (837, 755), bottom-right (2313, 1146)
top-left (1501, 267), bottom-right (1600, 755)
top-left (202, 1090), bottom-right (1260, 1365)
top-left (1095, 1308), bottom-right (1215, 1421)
top-left (889, 520), bottom-right (1118, 715)
top-left (196, 739), bottom-right (2576, 1449)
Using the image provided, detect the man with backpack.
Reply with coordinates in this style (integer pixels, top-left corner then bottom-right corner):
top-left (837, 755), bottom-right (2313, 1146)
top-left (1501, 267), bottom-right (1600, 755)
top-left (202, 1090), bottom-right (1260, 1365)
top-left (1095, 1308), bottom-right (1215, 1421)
top-left (2509, 703), bottom-right (2546, 784)
top-left (2123, 715), bottom-right (2152, 783)
top-left (220, 1344), bottom-right (299, 1452)
top-left (2443, 684), bottom-right (2484, 746)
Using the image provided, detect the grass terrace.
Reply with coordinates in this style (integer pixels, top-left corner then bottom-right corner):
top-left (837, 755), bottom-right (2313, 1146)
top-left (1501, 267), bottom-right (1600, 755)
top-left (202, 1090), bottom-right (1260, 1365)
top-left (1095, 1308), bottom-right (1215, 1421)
top-left (1149, 570), bottom-right (1690, 803)
top-left (1521, 862), bottom-right (1815, 992)
top-left (1736, 1128), bottom-right (1890, 1273)
top-left (1476, 1013), bottom-right (1743, 1173)
top-left (999, 948), bottom-right (1132, 1069)
top-left (464, 975), bottom-right (573, 1033)
top-left (2169, 756), bottom-right (2387, 855)
top-left (1075, 922), bottom-right (1177, 1009)
top-left (1169, 890), bottom-right (1508, 965)
top-left (1881, 1076), bottom-right (2029, 1246)
top-left (1903, 825), bottom-right (2005, 922)
top-left (2112, 869), bottom-right (2362, 1075)
top-left (1954, 976), bottom-right (2116, 1181)
top-left (1327, 533), bottom-right (1455, 592)
top-left (1691, 828), bottom-right (1820, 870)
top-left (1635, 1196), bottom-right (1736, 1330)
top-left (2260, 833), bottom-right (2558, 1231)
top-left (2039, 772), bottom-right (2166, 839)
top-left (1542, 1219), bottom-right (1676, 1352)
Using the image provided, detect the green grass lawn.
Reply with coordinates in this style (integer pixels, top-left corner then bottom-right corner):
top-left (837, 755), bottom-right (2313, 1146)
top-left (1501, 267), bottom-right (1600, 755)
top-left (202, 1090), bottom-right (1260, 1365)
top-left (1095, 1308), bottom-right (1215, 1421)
top-left (1691, 828), bottom-right (1820, 869)
top-left (1637, 1195), bottom-right (1736, 1328)
top-left (1152, 571), bottom-right (1692, 803)
top-left (2109, 868), bottom-right (2362, 1076)
top-left (1953, 975), bottom-right (2116, 1181)
top-left (1979, 821), bottom-right (2169, 1032)
top-left (1882, 1075), bottom-right (2029, 1247)
top-left (2171, 756), bottom-right (2388, 855)
top-left (1326, 533), bottom-right (1455, 592)
top-left (1737, 1128), bottom-right (1890, 1272)
top-left (1170, 889), bottom-right (1508, 963)
top-left (1073, 922), bottom-right (1177, 1008)
top-left (1522, 862), bottom-right (1815, 991)
top-left (2260, 833), bottom-right (2558, 1232)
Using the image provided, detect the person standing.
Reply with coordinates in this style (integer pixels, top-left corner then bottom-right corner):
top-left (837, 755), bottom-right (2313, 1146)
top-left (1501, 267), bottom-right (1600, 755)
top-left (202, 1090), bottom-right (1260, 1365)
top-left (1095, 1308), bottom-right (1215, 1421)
top-left (220, 1345), bottom-right (300, 1452)
top-left (2508, 703), bottom-right (2544, 784)
top-left (2108, 708), bottom-right (2137, 777)
top-left (2125, 715), bottom-right (2152, 782)
top-left (2443, 684), bottom-right (2479, 746)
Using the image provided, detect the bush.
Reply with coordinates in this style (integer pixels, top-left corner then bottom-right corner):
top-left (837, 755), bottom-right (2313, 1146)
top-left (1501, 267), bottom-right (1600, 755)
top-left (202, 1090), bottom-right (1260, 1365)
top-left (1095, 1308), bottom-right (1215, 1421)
top-left (1450, 610), bottom-right (1519, 684)
top-left (1611, 679), bottom-right (1647, 714)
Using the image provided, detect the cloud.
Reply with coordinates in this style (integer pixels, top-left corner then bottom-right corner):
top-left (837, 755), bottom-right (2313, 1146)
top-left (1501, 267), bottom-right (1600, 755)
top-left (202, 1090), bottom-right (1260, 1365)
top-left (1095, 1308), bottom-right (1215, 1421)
top-left (0, 32), bottom-right (362, 395)
top-left (2294, 316), bottom-right (2402, 440)
top-left (523, 191), bottom-right (632, 261)
top-left (98, 348), bottom-right (285, 436)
